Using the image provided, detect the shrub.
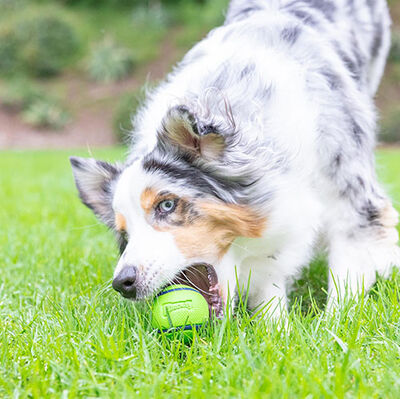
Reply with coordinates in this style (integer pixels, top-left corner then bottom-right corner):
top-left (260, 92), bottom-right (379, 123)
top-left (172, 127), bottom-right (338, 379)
top-left (131, 4), bottom-right (173, 30)
top-left (87, 37), bottom-right (135, 82)
top-left (0, 13), bottom-right (80, 77)
top-left (55, 0), bottom-right (140, 6)
top-left (381, 110), bottom-right (400, 144)
top-left (0, 78), bottom-right (70, 129)
top-left (0, 26), bottom-right (21, 75)
top-left (0, 0), bottom-right (25, 9)
top-left (0, 79), bottom-right (45, 111)
top-left (389, 30), bottom-right (400, 63)
top-left (15, 15), bottom-right (80, 77)
top-left (112, 89), bottom-right (146, 143)
top-left (22, 98), bottom-right (70, 129)
top-left (48, 0), bottom-right (207, 7)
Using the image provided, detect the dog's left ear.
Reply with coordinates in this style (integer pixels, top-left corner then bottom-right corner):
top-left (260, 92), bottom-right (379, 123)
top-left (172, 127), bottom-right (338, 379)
top-left (69, 156), bottom-right (121, 228)
top-left (160, 105), bottom-right (226, 161)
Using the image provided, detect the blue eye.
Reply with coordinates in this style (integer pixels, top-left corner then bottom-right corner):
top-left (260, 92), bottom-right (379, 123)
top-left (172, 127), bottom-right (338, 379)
top-left (158, 199), bottom-right (176, 214)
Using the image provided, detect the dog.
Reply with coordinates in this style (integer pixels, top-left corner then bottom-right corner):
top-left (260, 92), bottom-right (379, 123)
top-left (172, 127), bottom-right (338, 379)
top-left (70, 0), bottom-right (400, 319)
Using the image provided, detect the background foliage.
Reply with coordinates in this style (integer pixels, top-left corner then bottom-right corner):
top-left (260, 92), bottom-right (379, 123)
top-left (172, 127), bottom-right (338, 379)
top-left (0, 0), bottom-right (398, 142)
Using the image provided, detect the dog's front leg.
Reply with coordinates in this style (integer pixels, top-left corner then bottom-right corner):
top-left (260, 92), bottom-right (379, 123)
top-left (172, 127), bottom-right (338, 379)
top-left (239, 255), bottom-right (289, 322)
top-left (327, 201), bottom-right (400, 310)
top-left (217, 249), bottom-right (240, 316)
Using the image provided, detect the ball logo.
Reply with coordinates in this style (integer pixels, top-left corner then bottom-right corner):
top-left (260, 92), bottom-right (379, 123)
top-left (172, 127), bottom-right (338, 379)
top-left (163, 299), bottom-right (193, 317)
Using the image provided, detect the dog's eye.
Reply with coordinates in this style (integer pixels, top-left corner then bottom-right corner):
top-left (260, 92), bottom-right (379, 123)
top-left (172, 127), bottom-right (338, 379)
top-left (157, 199), bottom-right (176, 214)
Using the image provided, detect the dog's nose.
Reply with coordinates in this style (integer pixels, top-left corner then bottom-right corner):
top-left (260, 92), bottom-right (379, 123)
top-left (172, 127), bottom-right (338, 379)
top-left (112, 266), bottom-right (137, 299)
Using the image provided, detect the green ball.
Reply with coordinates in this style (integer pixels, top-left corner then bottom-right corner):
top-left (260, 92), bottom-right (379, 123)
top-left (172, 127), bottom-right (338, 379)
top-left (151, 284), bottom-right (209, 338)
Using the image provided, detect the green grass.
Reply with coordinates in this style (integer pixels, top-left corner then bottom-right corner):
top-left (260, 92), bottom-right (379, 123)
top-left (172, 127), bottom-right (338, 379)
top-left (1, 148), bottom-right (400, 398)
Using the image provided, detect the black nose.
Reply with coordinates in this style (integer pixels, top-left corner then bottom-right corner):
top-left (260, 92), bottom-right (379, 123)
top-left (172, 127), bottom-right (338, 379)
top-left (112, 266), bottom-right (137, 299)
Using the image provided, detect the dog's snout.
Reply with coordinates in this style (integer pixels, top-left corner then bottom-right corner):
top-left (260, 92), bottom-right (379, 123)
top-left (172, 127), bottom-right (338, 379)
top-left (112, 266), bottom-right (138, 299)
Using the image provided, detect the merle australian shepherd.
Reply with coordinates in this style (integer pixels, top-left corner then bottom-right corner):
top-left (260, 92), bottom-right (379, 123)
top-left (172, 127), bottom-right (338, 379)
top-left (70, 0), bottom-right (400, 319)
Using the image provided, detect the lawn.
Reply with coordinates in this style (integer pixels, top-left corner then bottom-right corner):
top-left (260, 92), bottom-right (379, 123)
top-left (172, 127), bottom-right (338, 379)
top-left (1, 148), bottom-right (400, 398)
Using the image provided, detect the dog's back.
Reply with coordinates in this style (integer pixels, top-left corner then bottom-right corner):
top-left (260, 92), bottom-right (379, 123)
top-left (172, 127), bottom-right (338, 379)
top-left (226, 0), bottom-right (391, 95)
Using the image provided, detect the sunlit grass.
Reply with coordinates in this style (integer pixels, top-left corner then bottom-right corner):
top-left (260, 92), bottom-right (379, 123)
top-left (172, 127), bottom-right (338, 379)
top-left (0, 148), bottom-right (399, 397)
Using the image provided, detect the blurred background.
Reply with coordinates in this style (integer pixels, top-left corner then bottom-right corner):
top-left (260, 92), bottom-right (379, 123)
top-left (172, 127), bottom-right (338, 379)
top-left (0, 0), bottom-right (399, 149)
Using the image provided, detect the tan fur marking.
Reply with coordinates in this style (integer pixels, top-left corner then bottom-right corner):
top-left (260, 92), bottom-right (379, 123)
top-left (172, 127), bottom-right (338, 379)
top-left (199, 201), bottom-right (267, 238)
top-left (115, 212), bottom-right (126, 231)
top-left (140, 190), bottom-right (266, 260)
top-left (140, 188), bottom-right (157, 215)
top-left (173, 221), bottom-right (234, 259)
top-left (379, 202), bottom-right (399, 244)
top-left (200, 134), bottom-right (225, 160)
top-left (170, 201), bottom-right (267, 260)
top-left (381, 202), bottom-right (399, 228)
top-left (165, 118), bottom-right (198, 155)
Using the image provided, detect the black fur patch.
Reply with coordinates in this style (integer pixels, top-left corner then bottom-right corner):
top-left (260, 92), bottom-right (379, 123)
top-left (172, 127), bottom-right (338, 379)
top-left (301, 0), bottom-right (336, 22)
top-left (281, 25), bottom-right (302, 45)
top-left (240, 64), bottom-right (256, 80)
top-left (118, 232), bottom-right (128, 254)
top-left (288, 9), bottom-right (318, 26)
top-left (371, 20), bottom-right (383, 58)
top-left (359, 200), bottom-right (382, 227)
top-left (232, 5), bottom-right (262, 21)
top-left (332, 153), bottom-right (343, 169)
top-left (352, 120), bottom-right (365, 146)
top-left (142, 149), bottom-right (258, 205)
top-left (320, 69), bottom-right (342, 90)
top-left (334, 43), bottom-right (360, 81)
top-left (69, 156), bottom-right (83, 169)
top-left (142, 156), bottom-right (226, 199)
top-left (350, 32), bottom-right (366, 72)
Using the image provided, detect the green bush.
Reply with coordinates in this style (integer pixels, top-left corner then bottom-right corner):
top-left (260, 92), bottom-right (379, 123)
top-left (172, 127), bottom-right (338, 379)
top-left (0, 26), bottom-right (21, 75)
top-left (45, 0), bottom-right (207, 7)
top-left (0, 13), bottom-right (80, 77)
top-left (54, 0), bottom-right (141, 6)
top-left (131, 4), bottom-right (174, 30)
top-left (0, 0), bottom-right (25, 10)
top-left (0, 79), bottom-right (45, 111)
top-left (381, 109), bottom-right (400, 144)
top-left (16, 15), bottom-right (80, 77)
top-left (0, 78), bottom-right (70, 129)
top-left (389, 30), bottom-right (400, 63)
top-left (22, 98), bottom-right (70, 129)
top-left (87, 37), bottom-right (135, 82)
top-left (112, 89), bottom-right (146, 143)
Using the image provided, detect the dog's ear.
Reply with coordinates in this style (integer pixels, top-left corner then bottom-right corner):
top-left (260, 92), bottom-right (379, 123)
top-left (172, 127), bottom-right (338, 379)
top-left (69, 156), bottom-right (121, 228)
top-left (160, 105), bottom-right (226, 161)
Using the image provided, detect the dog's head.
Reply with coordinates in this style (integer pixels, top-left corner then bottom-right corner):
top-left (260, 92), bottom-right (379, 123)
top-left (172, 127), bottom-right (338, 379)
top-left (70, 105), bottom-right (267, 313)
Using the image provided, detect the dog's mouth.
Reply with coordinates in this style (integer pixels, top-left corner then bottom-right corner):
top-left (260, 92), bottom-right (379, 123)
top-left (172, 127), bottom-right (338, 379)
top-left (169, 263), bottom-right (224, 318)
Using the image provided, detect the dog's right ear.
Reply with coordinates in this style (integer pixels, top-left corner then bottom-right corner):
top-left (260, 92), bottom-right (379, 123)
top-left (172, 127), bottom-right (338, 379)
top-left (69, 156), bottom-right (121, 228)
top-left (159, 105), bottom-right (227, 161)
